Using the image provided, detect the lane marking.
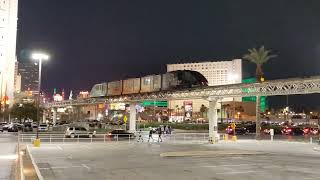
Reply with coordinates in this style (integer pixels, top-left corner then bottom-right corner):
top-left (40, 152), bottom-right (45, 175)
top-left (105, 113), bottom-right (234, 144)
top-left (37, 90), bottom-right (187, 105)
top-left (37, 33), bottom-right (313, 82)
top-left (56, 145), bottom-right (63, 151)
top-left (27, 145), bottom-right (44, 180)
top-left (82, 164), bottom-right (91, 170)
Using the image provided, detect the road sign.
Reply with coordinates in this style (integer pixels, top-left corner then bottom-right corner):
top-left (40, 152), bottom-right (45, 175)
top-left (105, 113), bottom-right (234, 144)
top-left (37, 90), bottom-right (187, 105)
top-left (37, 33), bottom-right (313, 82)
top-left (123, 115), bottom-right (128, 123)
top-left (231, 123), bottom-right (236, 130)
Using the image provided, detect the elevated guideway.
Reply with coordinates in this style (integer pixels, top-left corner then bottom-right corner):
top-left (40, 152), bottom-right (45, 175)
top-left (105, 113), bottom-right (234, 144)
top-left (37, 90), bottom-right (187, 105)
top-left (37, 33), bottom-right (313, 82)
top-left (45, 75), bottom-right (320, 108)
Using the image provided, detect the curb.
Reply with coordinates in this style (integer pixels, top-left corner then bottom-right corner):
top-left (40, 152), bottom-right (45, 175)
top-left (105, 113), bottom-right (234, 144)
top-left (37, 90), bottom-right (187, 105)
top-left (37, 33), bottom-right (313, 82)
top-left (26, 145), bottom-right (44, 180)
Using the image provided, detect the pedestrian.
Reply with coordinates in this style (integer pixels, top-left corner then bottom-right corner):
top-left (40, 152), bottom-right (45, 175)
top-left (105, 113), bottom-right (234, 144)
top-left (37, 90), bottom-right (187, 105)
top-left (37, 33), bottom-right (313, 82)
top-left (137, 129), bottom-right (144, 142)
top-left (165, 125), bottom-right (169, 134)
top-left (158, 128), bottom-right (163, 142)
top-left (161, 125), bottom-right (164, 134)
top-left (148, 129), bottom-right (154, 142)
top-left (168, 126), bottom-right (172, 134)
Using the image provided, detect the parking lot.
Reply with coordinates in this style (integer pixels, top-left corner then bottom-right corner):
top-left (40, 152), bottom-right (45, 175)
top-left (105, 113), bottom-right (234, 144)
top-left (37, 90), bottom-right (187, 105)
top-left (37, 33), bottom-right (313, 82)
top-left (27, 140), bottom-right (320, 180)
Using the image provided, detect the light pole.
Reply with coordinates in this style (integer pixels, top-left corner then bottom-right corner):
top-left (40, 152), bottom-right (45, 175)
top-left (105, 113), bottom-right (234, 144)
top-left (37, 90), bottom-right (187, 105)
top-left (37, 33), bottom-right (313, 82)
top-left (31, 53), bottom-right (49, 141)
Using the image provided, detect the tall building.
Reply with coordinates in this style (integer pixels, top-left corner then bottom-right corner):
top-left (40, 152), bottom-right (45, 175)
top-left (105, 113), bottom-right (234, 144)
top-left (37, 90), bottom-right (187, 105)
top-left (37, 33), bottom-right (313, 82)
top-left (167, 59), bottom-right (242, 86)
top-left (0, 0), bottom-right (18, 106)
top-left (18, 62), bottom-right (39, 93)
top-left (166, 59), bottom-right (242, 113)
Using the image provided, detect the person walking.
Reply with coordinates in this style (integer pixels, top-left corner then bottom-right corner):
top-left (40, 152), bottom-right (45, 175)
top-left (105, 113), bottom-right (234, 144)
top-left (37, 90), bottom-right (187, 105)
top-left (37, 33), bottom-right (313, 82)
top-left (148, 129), bottom-right (154, 142)
top-left (137, 129), bottom-right (144, 142)
top-left (158, 128), bottom-right (163, 142)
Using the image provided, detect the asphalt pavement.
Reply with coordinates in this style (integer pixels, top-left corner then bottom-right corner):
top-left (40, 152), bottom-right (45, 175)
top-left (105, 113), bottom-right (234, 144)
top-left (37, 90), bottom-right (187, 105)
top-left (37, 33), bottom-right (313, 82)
top-left (28, 140), bottom-right (320, 180)
top-left (0, 133), bottom-right (18, 180)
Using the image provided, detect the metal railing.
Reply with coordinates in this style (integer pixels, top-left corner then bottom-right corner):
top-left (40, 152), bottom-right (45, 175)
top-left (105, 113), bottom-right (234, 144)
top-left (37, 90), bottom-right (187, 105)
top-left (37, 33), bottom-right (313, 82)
top-left (18, 132), bottom-right (318, 144)
top-left (18, 132), bottom-right (211, 144)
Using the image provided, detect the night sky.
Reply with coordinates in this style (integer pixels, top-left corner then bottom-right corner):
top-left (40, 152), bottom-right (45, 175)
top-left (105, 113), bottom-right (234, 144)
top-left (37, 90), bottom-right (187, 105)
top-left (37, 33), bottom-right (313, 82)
top-left (17, 1), bottom-right (320, 110)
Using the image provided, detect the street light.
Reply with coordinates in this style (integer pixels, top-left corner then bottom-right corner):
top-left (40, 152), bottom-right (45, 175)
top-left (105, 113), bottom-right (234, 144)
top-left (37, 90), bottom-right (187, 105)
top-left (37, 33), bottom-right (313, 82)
top-left (31, 52), bottom-right (49, 142)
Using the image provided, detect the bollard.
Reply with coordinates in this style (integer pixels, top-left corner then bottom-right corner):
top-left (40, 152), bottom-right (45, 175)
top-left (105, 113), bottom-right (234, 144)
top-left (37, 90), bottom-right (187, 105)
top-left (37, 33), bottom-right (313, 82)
top-left (270, 129), bottom-right (274, 142)
top-left (310, 137), bottom-right (313, 144)
top-left (223, 134), bottom-right (228, 141)
top-left (104, 135), bottom-right (106, 143)
top-left (33, 138), bottom-right (41, 147)
top-left (129, 135), bottom-right (130, 143)
top-left (50, 134), bottom-right (52, 144)
top-left (231, 136), bottom-right (237, 142)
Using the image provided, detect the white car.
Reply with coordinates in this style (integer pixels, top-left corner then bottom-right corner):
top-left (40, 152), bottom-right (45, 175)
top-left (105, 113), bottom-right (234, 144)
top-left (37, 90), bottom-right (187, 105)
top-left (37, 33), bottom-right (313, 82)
top-left (38, 124), bottom-right (48, 131)
top-left (64, 127), bottom-right (96, 138)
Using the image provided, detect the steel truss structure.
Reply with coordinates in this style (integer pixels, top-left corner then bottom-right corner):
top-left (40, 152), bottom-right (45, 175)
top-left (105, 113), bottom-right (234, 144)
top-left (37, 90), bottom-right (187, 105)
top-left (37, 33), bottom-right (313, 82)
top-left (45, 76), bottom-right (320, 108)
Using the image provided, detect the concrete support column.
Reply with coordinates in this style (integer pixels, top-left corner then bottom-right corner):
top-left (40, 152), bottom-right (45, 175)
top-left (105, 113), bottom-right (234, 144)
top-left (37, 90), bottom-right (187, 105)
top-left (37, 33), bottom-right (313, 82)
top-left (208, 98), bottom-right (218, 143)
top-left (129, 104), bottom-right (136, 133)
top-left (42, 110), bottom-right (46, 123)
top-left (53, 108), bottom-right (57, 125)
top-left (256, 96), bottom-right (261, 140)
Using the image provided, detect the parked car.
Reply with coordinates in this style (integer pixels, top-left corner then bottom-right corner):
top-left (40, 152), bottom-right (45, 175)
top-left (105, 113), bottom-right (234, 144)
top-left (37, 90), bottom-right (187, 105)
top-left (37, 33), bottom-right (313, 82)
top-left (8, 124), bottom-right (23, 132)
top-left (23, 123), bottom-right (33, 132)
top-left (64, 127), bottom-right (96, 138)
top-left (38, 124), bottom-right (48, 131)
top-left (2, 123), bottom-right (10, 131)
top-left (303, 127), bottom-right (319, 135)
top-left (282, 127), bottom-right (304, 136)
top-left (225, 126), bottom-right (247, 135)
top-left (244, 123), bottom-right (256, 133)
top-left (106, 129), bottom-right (135, 139)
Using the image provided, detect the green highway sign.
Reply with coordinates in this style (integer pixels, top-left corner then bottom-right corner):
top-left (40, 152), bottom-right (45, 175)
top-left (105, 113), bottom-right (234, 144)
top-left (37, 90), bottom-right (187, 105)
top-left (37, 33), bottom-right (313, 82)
top-left (142, 101), bottom-right (168, 107)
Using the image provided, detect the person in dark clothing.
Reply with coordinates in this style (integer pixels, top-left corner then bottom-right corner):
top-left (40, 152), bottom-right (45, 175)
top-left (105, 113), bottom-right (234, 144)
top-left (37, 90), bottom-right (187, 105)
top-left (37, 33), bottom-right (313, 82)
top-left (148, 129), bottom-right (154, 142)
top-left (158, 128), bottom-right (163, 142)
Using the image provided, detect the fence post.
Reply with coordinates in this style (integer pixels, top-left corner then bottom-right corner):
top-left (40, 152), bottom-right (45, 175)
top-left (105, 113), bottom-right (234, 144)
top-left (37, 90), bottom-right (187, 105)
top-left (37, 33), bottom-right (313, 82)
top-left (116, 135), bottom-right (119, 143)
top-left (50, 134), bottom-right (52, 144)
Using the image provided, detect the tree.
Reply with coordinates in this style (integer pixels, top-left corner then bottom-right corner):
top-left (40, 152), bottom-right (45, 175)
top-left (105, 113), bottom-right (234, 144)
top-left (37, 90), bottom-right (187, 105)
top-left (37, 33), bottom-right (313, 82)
top-left (200, 104), bottom-right (208, 118)
top-left (243, 46), bottom-right (277, 82)
top-left (10, 103), bottom-right (41, 123)
top-left (243, 46), bottom-right (277, 140)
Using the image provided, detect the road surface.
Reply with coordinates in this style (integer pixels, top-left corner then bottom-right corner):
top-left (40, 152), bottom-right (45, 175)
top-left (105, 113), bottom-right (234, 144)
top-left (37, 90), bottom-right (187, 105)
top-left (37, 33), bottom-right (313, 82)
top-left (28, 140), bottom-right (320, 180)
top-left (0, 133), bottom-right (18, 180)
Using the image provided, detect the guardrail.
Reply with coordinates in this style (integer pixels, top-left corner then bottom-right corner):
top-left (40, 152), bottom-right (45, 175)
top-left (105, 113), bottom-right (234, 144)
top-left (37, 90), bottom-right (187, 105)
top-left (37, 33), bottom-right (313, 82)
top-left (18, 132), bottom-right (319, 144)
top-left (18, 132), bottom-right (211, 144)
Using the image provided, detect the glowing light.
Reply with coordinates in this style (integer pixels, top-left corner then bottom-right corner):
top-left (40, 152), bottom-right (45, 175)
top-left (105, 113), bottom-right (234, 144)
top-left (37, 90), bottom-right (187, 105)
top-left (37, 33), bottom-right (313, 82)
top-left (31, 53), bottom-right (49, 60)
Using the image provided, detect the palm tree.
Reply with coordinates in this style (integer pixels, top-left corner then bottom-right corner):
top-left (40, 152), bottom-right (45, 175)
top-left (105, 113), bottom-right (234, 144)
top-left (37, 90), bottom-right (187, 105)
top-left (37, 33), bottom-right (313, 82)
top-left (243, 46), bottom-right (277, 82)
top-left (243, 46), bottom-right (277, 139)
